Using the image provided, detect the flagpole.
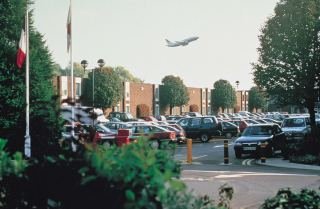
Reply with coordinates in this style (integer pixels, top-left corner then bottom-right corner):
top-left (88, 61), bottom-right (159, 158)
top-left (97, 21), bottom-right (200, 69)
top-left (69, 0), bottom-right (75, 139)
top-left (24, 4), bottom-right (31, 157)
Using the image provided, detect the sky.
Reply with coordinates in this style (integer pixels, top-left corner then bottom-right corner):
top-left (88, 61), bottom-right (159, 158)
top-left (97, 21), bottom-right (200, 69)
top-left (32, 0), bottom-right (279, 90)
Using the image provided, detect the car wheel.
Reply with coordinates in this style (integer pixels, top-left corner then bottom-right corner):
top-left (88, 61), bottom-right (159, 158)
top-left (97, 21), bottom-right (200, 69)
top-left (266, 146), bottom-right (274, 157)
top-left (235, 151), bottom-right (242, 159)
top-left (150, 140), bottom-right (160, 149)
top-left (225, 133), bottom-right (232, 139)
top-left (200, 134), bottom-right (209, 143)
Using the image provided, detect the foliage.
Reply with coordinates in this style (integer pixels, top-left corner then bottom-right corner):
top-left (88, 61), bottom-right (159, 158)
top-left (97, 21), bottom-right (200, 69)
top-left (189, 104), bottom-right (199, 112)
top-left (260, 188), bottom-right (320, 209)
top-left (289, 154), bottom-right (320, 165)
top-left (159, 75), bottom-right (189, 114)
top-left (211, 80), bottom-right (236, 112)
top-left (0, 138), bottom-right (227, 209)
top-left (0, 139), bottom-right (28, 209)
top-left (114, 66), bottom-right (143, 83)
top-left (136, 104), bottom-right (150, 118)
top-left (0, 0), bottom-right (61, 155)
top-left (248, 86), bottom-right (267, 112)
top-left (81, 67), bottom-right (123, 109)
top-left (60, 62), bottom-right (86, 78)
top-left (252, 0), bottom-right (320, 129)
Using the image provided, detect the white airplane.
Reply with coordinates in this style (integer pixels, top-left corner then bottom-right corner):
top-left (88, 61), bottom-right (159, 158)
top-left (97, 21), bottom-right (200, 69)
top-left (165, 36), bottom-right (199, 47)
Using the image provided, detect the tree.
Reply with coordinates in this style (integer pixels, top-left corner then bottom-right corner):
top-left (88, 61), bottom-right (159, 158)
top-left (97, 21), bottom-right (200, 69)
top-left (81, 67), bottom-right (123, 110)
top-left (248, 86), bottom-right (267, 112)
top-left (159, 75), bottom-right (189, 115)
top-left (0, 0), bottom-right (61, 156)
top-left (113, 66), bottom-right (143, 83)
top-left (211, 79), bottom-right (236, 113)
top-left (61, 62), bottom-right (86, 78)
top-left (252, 0), bottom-right (320, 135)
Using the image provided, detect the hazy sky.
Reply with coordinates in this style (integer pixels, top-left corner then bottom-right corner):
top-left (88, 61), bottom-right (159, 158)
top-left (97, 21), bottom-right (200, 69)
top-left (32, 0), bottom-right (279, 90)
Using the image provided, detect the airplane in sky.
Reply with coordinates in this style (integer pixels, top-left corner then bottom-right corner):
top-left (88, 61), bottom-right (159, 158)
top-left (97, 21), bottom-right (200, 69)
top-left (165, 36), bottom-right (199, 47)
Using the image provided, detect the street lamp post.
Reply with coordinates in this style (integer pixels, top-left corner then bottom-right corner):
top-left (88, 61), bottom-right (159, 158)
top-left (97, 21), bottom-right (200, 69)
top-left (81, 59), bottom-right (105, 126)
top-left (235, 80), bottom-right (240, 89)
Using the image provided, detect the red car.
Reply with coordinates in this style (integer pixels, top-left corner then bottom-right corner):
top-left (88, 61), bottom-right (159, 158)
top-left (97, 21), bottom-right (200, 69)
top-left (230, 120), bottom-right (249, 133)
top-left (119, 124), bottom-right (176, 149)
top-left (160, 124), bottom-right (186, 143)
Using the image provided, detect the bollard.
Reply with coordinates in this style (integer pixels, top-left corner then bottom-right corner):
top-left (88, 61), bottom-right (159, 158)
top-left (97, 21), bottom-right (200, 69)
top-left (187, 138), bottom-right (192, 164)
top-left (224, 139), bottom-right (229, 164)
top-left (260, 142), bottom-right (266, 163)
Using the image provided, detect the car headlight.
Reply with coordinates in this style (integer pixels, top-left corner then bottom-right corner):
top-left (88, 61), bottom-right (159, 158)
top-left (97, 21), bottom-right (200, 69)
top-left (258, 141), bottom-right (268, 146)
top-left (234, 142), bottom-right (242, 146)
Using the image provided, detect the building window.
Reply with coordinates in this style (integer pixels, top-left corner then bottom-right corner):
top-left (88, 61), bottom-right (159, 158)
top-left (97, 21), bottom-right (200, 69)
top-left (155, 88), bottom-right (159, 100)
top-left (155, 105), bottom-right (160, 116)
top-left (76, 83), bottom-right (81, 97)
top-left (126, 106), bottom-right (130, 113)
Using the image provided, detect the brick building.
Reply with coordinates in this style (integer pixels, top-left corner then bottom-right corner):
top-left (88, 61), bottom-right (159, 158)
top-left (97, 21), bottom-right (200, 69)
top-left (55, 76), bottom-right (249, 117)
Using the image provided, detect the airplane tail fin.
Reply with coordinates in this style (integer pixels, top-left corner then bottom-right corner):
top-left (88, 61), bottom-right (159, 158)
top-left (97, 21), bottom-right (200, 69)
top-left (165, 39), bottom-right (172, 44)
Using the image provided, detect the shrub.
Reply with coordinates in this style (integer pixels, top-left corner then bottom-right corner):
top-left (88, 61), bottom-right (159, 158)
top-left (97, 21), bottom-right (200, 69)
top-left (0, 138), bottom-right (225, 209)
top-left (189, 104), bottom-right (199, 112)
top-left (260, 188), bottom-right (320, 209)
top-left (0, 139), bottom-right (28, 209)
top-left (136, 104), bottom-right (150, 118)
top-left (289, 154), bottom-right (320, 165)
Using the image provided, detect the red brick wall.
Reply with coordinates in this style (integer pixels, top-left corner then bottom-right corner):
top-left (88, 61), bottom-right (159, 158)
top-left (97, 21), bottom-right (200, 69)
top-left (186, 87), bottom-right (201, 114)
top-left (129, 83), bottom-right (154, 118)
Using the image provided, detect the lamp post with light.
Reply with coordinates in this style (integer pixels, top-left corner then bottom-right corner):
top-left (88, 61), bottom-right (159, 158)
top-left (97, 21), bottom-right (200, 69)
top-left (81, 59), bottom-right (105, 125)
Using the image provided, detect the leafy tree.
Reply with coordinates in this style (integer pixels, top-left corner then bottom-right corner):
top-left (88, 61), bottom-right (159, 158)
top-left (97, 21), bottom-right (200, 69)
top-left (113, 66), bottom-right (143, 83)
top-left (0, 0), bottom-right (61, 156)
top-left (61, 62), bottom-right (86, 78)
top-left (248, 86), bottom-right (267, 112)
top-left (211, 79), bottom-right (236, 113)
top-left (159, 75), bottom-right (189, 115)
top-left (81, 67), bottom-right (123, 110)
top-left (252, 0), bottom-right (320, 133)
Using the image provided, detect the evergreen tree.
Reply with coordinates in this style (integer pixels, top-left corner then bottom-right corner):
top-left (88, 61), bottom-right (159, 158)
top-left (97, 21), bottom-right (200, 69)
top-left (81, 67), bottom-right (123, 109)
top-left (248, 86), bottom-right (266, 112)
top-left (0, 0), bottom-right (61, 156)
top-left (211, 79), bottom-right (236, 113)
top-left (159, 75), bottom-right (189, 115)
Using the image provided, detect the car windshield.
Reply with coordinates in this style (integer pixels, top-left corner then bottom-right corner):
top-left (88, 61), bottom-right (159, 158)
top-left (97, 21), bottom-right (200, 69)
top-left (242, 126), bottom-right (273, 136)
top-left (282, 118), bottom-right (305, 127)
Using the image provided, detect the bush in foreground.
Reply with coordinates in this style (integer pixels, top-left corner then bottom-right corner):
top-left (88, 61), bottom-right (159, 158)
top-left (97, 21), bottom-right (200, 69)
top-left (0, 138), bottom-right (229, 209)
top-left (260, 188), bottom-right (320, 209)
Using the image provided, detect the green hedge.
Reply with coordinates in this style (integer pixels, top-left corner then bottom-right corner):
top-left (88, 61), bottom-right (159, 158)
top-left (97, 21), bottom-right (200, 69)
top-left (0, 138), bottom-right (226, 209)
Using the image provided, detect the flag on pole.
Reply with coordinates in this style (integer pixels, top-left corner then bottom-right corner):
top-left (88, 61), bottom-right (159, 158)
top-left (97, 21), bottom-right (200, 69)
top-left (67, 4), bottom-right (71, 52)
top-left (17, 29), bottom-right (26, 68)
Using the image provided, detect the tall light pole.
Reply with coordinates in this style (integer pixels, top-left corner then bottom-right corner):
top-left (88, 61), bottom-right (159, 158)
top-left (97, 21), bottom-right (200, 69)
top-left (235, 80), bottom-right (240, 89)
top-left (81, 59), bottom-right (105, 126)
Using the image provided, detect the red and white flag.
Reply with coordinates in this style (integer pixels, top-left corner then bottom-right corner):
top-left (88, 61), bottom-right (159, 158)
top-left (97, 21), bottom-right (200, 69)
top-left (16, 29), bottom-right (26, 68)
top-left (67, 4), bottom-right (71, 52)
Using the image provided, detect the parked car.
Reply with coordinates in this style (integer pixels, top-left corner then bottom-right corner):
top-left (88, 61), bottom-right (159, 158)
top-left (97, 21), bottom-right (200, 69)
top-left (176, 116), bottom-right (220, 142)
top-left (108, 112), bottom-right (138, 122)
top-left (61, 123), bottom-right (116, 149)
top-left (128, 124), bottom-right (176, 148)
top-left (218, 121), bottom-right (239, 138)
top-left (233, 124), bottom-right (286, 159)
top-left (229, 120), bottom-right (249, 133)
top-left (261, 118), bottom-right (282, 126)
top-left (159, 124), bottom-right (186, 143)
top-left (101, 121), bottom-right (132, 134)
top-left (281, 116), bottom-right (311, 143)
top-left (140, 116), bottom-right (158, 122)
